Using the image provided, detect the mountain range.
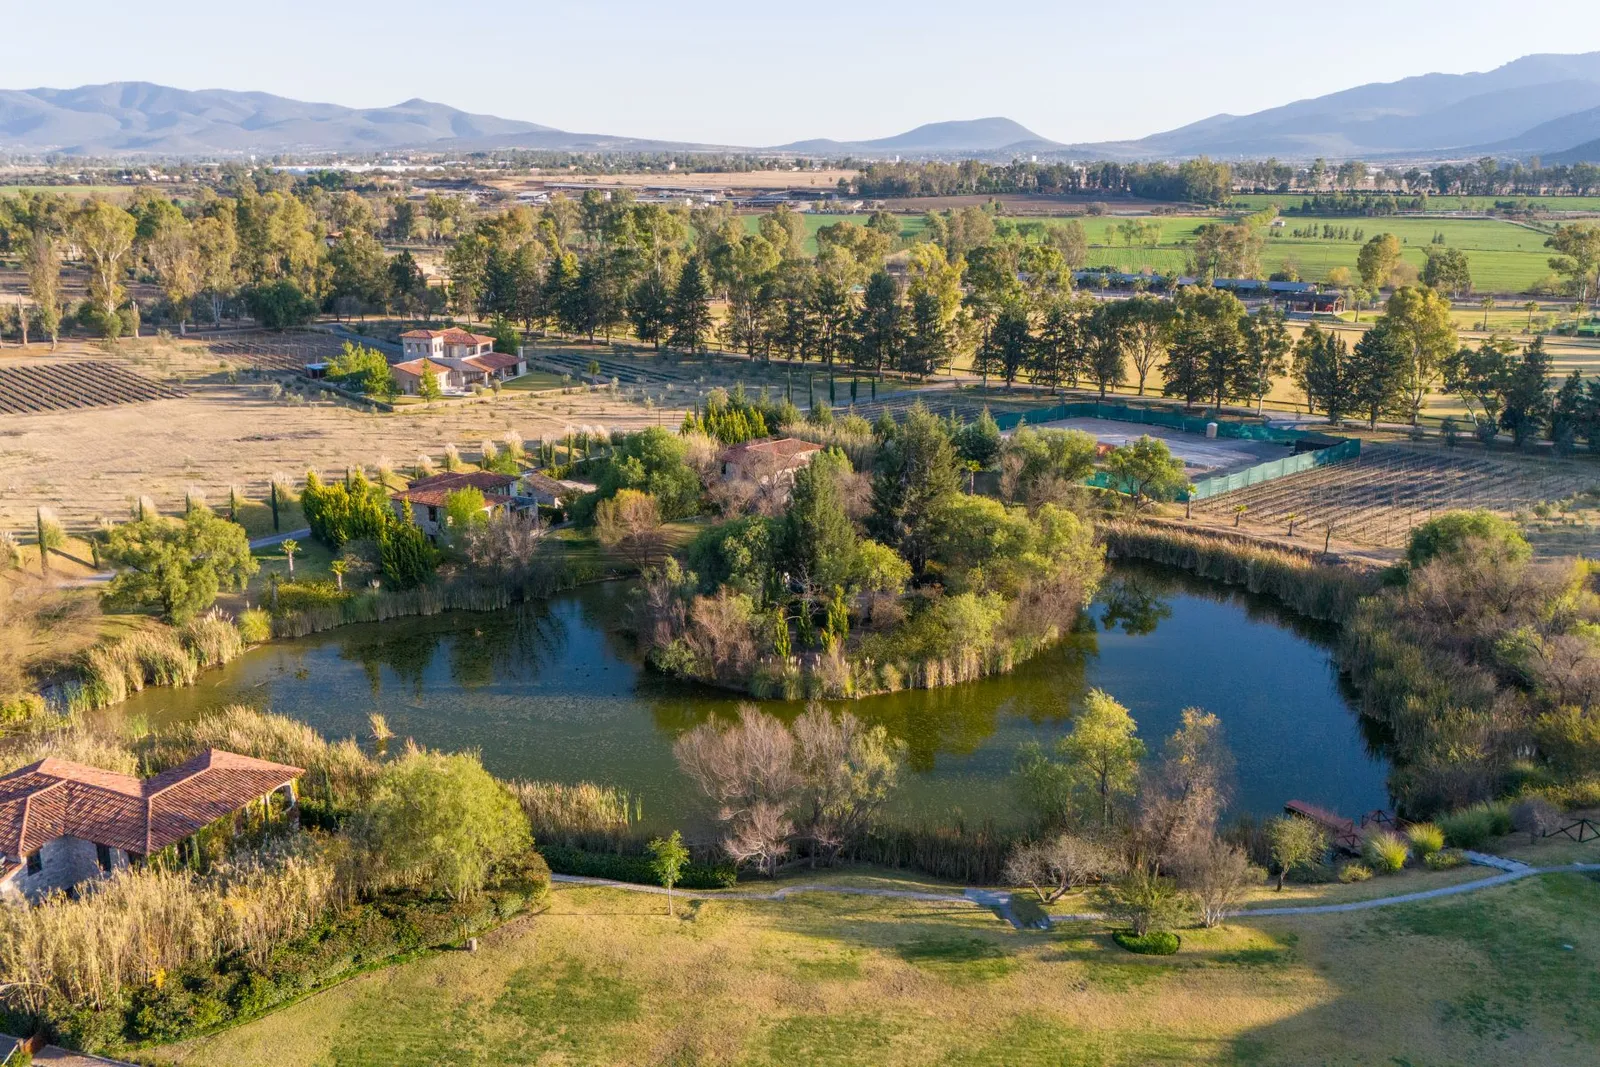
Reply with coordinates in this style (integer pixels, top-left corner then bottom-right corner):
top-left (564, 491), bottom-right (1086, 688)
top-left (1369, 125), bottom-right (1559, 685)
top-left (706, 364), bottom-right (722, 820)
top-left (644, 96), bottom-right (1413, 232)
top-left (5, 52), bottom-right (1600, 162)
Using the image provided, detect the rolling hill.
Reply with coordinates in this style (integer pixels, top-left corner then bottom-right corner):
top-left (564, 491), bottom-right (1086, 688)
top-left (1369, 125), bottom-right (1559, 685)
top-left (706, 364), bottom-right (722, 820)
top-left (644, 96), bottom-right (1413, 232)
top-left (775, 117), bottom-right (1060, 157)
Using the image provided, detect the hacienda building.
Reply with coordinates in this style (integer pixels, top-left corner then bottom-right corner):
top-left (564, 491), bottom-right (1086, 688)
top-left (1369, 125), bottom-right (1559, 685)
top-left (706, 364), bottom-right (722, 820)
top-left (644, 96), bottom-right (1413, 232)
top-left (391, 470), bottom-right (518, 537)
top-left (0, 750), bottom-right (303, 902)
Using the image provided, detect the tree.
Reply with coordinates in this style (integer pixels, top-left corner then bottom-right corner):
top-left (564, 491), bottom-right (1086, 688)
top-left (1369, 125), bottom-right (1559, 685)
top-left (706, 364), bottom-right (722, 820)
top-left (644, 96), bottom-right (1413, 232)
top-left (104, 507), bottom-right (259, 623)
top-left (976, 301), bottom-right (1032, 388)
top-left (648, 830), bottom-right (690, 916)
top-left (330, 558), bottom-right (347, 592)
top-left (442, 487), bottom-right (489, 538)
top-left (1059, 688), bottom-right (1146, 830)
top-left (1136, 709), bottom-right (1233, 875)
top-left (1356, 233), bottom-right (1402, 288)
top-left (868, 403), bottom-right (962, 574)
top-left (1109, 296), bottom-right (1172, 396)
top-left (1239, 308), bottom-right (1291, 414)
top-left (1086, 302), bottom-right (1125, 399)
top-left (1379, 286), bottom-right (1458, 424)
top-left (357, 750), bottom-right (531, 901)
top-left (852, 269), bottom-right (903, 375)
top-left (1005, 833), bottom-right (1117, 904)
top-left (378, 512), bottom-right (438, 589)
top-left (595, 488), bottom-right (665, 569)
top-left (34, 508), bottom-right (64, 579)
top-left (1106, 436), bottom-right (1189, 512)
top-left (1422, 247), bottom-right (1472, 297)
top-left (1177, 838), bottom-right (1254, 926)
top-left (628, 270), bottom-right (674, 349)
top-left (953, 408), bottom-right (1003, 469)
top-left (1545, 222), bottom-right (1600, 302)
top-left (780, 450), bottom-right (857, 596)
top-left (280, 538), bottom-right (299, 575)
top-left (1405, 510), bottom-right (1530, 570)
top-left (1291, 324), bottom-right (1351, 422)
top-left (23, 233), bottom-right (63, 350)
top-left (1347, 321), bottom-right (1412, 428)
top-left (1266, 816), bottom-right (1327, 891)
top-left (1094, 869), bottom-right (1192, 937)
top-left (73, 199), bottom-right (137, 326)
top-left (1444, 337), bottom-right (1517, 439)
top-left (1163, 287), bottom-right (1247, 409)
top-left (418, 363), bottom-right (443, 404)
top-left (669, 256), bottom-right (714, 353)
top-left (1501, 336), bottom-right (1553, 446)
top-left (245, 280), bottom-right (318, 330)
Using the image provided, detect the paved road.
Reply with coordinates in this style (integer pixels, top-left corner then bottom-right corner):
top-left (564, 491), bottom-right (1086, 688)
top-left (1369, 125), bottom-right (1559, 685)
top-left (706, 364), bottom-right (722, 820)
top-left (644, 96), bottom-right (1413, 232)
top-left (249, 527), bottom-right (310, 549)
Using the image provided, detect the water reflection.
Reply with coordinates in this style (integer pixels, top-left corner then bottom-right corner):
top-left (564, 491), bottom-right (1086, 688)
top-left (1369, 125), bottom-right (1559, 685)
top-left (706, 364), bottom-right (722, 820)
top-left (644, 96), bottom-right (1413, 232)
top-left (118, 563), bottom-right (1391, 824)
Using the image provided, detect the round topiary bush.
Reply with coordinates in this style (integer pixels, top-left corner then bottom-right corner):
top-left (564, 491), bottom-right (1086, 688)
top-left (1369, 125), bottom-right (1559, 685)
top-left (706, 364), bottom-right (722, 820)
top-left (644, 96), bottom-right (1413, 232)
top-left (1112, 930), bottom-right (1180, 955)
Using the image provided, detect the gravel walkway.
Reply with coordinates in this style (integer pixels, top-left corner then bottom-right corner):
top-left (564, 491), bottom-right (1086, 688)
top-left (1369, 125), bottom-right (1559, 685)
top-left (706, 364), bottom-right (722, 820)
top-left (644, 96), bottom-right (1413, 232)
top-left (552, 858), bottom-right (1600, 924)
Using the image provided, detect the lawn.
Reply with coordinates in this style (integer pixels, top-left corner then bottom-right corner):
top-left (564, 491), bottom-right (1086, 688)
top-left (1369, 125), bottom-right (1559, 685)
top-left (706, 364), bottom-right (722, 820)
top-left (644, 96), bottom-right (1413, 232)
top-left (154, 868), bottom-right (1600, 1066)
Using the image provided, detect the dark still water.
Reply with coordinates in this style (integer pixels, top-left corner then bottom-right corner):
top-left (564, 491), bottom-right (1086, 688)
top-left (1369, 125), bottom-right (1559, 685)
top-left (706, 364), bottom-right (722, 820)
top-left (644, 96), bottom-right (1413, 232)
top-left (117, 564), bottom-right (1389, 827)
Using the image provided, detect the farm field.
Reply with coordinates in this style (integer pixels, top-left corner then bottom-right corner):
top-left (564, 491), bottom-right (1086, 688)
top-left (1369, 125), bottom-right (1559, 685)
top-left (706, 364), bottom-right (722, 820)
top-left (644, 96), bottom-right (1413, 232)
top-left (787, 210), bottom-right (1562, 292)
top-left (1229, 193), bottom-right (1600, 214)
top-left (0, 338), bottom-right (683, 535)
top-left (157, 868), bottom-right (1600, 1067)
top-left (0, 359), bottom-right (185, 413)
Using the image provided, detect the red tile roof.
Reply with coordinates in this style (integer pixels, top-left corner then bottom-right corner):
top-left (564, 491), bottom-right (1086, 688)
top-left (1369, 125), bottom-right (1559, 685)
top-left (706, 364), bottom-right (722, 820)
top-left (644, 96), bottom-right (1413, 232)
top-left (0, 750), bottom-right (303, 859)
top-left (723, 437), bottom-right (824, 465)
top-left (462, 352), bottom-right (522, 371)
top-left (392, 358), bottom-right (451, 377)
top-left (394, 470), bottom-right (518, 508)
top-left (398, 328), bottom-right (496, 346)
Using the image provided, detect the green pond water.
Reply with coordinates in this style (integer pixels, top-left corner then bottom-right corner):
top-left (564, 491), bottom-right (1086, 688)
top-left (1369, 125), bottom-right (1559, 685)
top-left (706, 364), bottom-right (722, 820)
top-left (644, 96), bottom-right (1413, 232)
top-left (116, 563), bottom-right (1390, 828)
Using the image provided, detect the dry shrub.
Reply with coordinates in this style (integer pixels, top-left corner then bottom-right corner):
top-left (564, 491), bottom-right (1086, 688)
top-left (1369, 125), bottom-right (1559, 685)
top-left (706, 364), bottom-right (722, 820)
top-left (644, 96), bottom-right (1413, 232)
top-left (0, 723), bottom-right (139, 777)
top-left (77, 628), bottom-right (199, 708)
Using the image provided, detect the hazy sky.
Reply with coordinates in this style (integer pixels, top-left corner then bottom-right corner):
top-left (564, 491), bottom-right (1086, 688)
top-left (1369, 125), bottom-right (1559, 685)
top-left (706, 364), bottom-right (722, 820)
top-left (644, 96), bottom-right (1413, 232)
top-left (6, 1), bottom-right (1600, 146)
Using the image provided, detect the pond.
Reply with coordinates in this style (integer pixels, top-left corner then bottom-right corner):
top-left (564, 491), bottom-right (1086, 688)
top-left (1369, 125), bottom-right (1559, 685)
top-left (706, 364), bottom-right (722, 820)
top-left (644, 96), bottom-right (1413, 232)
top-left (117, 563), bottom-right (1390, 828)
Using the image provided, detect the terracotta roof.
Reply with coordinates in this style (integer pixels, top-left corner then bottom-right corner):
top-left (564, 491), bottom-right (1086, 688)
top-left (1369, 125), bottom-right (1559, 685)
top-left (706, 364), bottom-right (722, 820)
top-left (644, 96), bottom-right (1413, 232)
top-left (723, 437), bottom-right (823, 464)
top-left (462, 352), bottom-right (522, 371)
top-left (408, 471), bottom-right (516, 494)
top-left (392, 358), bottom-right (451, 377)
top-left (394, 471), bottom-right (517, 509)
top-left (398, 328), bottom-right (495, 346)
top-left (0, 750), bottom-right (303, 859)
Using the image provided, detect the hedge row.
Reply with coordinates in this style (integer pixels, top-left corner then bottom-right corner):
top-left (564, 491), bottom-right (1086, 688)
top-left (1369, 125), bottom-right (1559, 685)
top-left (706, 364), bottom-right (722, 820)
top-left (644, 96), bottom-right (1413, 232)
top-left (538, 844), bottom-right (738, 889)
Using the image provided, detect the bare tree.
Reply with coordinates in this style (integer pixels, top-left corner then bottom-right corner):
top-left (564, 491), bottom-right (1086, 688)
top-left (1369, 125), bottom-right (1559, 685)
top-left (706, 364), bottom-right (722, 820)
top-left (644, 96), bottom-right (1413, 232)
top-left (1175, 837), bottom-right (1256, 926)
top-left (1135, 709), bottom-right (1234, 875)
top-left (1005, 833), bottom-right (1118, 904)
top-left (462, 510), bottom-right (549, 585)
top-left (595, 489), bottom-right (665, 569)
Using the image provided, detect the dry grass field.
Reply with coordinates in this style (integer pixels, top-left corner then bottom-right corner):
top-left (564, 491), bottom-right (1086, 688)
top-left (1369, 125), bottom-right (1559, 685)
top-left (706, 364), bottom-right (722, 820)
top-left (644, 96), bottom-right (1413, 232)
top-left (0, 337), bottom-right (683, 534)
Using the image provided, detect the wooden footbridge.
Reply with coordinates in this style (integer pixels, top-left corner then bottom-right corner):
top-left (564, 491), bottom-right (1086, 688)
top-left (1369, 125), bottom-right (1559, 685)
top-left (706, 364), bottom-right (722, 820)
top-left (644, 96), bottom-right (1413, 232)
top-left (1284, 800), bottom-right (1398, 853)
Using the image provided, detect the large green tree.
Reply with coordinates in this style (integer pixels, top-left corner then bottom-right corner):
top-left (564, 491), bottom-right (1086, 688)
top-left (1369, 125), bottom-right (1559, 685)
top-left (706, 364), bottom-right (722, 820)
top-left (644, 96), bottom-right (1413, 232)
top-left (104, 507), bottom-right (258, 623)
top-left (1379, 286), bottom-right (1459, 425)
top-left (868, 403), bottom-right (962, 575)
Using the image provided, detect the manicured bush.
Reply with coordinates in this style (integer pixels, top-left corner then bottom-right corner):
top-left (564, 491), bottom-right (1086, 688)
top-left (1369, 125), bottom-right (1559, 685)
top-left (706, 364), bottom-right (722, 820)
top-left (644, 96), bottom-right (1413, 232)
top-left (1362, 831), bottom-right (1409, 873)
top-left (1425, 849), bottom-right (1465, 871)
top-left (1439, 802), bottom-right (1513, 850)
top-left (537, 844), bottom-right (737, 889)
top-left (1112, 930), bottom-right (1180, 955)
top-left (1338, 862), bottom-right (1373, 883)
top-left (1404, 822), bottom-right (1445, 857)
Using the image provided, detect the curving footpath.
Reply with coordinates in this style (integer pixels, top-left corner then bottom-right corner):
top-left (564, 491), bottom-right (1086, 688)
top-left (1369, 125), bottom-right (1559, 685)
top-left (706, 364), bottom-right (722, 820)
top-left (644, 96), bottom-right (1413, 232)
top-left (551, 857), bottom-right (1600, 927)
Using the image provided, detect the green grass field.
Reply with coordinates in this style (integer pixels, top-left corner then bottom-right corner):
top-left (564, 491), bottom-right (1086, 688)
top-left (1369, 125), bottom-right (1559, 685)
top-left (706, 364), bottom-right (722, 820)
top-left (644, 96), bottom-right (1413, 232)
top-left (1230, 193), bottom-right (1600, 214)
top-left (156, 864), bottom-right (1600, 1067)
top-left (749, 210), bottom-right (1560, 292)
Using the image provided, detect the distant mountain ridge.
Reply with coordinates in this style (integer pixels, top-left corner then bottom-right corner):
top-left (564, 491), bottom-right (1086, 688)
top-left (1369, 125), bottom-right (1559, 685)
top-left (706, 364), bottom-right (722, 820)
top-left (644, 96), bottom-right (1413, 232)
top-left (9, 54), bottom-right (1600, 161)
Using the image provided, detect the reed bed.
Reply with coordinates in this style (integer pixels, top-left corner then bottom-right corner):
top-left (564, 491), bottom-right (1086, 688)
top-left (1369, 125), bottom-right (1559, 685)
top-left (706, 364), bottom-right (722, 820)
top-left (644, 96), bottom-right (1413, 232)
top-left (139, 705), bottom-right (376, 803)
top-left (511, 780), bottom-right (641, 852)
top-left (1102, 520), bottom-right (1382, 623)
top-left (852, 818), bottom-right (1020, 885)
top-left (0, 842), bottom-right (337, 1015)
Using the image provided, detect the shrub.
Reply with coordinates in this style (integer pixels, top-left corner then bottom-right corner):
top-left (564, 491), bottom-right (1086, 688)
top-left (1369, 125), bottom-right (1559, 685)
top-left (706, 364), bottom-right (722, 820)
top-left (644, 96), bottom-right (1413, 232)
top-left (1439, 801), bottom-right (1513, 849)
top-left (1094, 870), bottom-right (1192, 937)
top-left (355, 750), bottom-right (532, 901)
top-left (1425, 849), bottom-right (1465, 870)
top-left (1112, 930), bottom-right (1180, 955)
top-left (236, 608), bottom-right (272, 644)
top-left (1338, 862), bottom-right (1373, 883)
top-left (1362, 831), bottom-right (1409, 873)
top-left (1509, 797), bottom-right (1561, 842)
top-left (1404, 822), bottom-right (1445, 857)
top-left (537, 844), bottom-right (737, 889)
top-left (180, 610), bottom-right (244, 667)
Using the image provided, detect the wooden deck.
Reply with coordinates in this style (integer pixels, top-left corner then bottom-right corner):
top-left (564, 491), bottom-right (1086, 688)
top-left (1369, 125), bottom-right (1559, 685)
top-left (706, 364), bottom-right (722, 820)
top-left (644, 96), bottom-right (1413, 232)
top-left (1284, 800), bottom-right (1365, 852)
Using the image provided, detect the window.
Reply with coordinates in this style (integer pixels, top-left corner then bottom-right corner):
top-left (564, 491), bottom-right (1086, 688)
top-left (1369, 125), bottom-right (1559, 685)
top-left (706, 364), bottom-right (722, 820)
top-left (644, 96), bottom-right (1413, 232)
top-left (25, 851), bottom-right (41, 875)
top-left (428, 506), bottom-right (438, 522)
top-left (97, 844), bottom-right (113, 872)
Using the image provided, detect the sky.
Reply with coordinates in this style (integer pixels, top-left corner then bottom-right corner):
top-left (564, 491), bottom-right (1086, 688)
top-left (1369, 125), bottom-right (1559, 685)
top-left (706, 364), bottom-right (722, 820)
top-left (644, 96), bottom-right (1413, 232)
top-left (5, 1), bottom-right (1600, 146)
